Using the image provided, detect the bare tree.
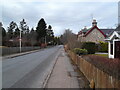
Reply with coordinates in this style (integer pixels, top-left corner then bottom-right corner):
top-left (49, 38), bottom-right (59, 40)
top-left (61, 29), bottom-right (82, 50)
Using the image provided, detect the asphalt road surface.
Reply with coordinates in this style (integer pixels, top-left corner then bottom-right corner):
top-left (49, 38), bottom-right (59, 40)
top-left (2, 45), bottom-right (62, 88)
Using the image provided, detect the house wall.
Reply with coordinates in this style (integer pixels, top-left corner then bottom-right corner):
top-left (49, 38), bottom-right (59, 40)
top-left (85, 28), bottom-right (105, 43)
top-left (108, 39), bottom-right (120, 59)
top-left (108, 41), bottom-right (114, 58)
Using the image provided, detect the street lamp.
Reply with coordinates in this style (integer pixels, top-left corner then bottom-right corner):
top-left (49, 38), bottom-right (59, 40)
top-left (19, 29), bottom-right (21, 53)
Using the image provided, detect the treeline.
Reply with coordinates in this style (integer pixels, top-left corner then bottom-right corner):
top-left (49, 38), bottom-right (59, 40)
top-left (0, 18), bottom-right (61, 47)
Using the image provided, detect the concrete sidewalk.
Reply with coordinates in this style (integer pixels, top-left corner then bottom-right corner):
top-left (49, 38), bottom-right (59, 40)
top-left (46, 48), bottom-right (80, 88)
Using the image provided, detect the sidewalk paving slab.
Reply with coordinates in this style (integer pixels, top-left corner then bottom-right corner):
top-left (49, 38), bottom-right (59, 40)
top-left (46, 49), bottom-right (79, 88)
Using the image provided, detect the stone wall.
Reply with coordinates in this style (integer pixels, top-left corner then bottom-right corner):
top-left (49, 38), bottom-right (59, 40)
top-left (68, 51), bottom-right (120, 88)
top-left (85, 28), bottom-right (105, 43)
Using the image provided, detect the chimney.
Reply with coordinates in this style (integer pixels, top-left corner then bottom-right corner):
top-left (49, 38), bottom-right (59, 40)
top-left (92, 19), bottom-right (97, 27)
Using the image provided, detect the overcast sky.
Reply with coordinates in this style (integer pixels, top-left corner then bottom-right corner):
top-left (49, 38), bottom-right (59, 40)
top-left (0, 0), bottom-right (119, 36)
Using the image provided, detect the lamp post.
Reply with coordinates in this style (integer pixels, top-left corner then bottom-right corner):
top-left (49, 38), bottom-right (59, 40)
top-left (19, 29), bottom-right (21, 53)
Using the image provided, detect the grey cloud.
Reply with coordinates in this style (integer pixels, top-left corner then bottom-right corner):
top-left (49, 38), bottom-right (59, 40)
top-left (1, 1), bottom-right (118, 36)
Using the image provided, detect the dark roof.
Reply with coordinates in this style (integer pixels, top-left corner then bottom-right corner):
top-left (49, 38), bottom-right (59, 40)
top-left (115, 25), bottom-right (120, 31)
top-left (116, 31), bottom-right (120, 35)
top-left (78, 26), bottom-right (115, 37)
top-left (84, 26), bottom-right (106, 37)
top-left (100, 29), bottom-right (115, 36)
top-left (81, 28), bottom-right (89, 33)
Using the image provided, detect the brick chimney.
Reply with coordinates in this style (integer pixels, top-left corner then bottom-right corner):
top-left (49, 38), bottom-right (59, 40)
top-left (92, 19), bottom-right (97, 27)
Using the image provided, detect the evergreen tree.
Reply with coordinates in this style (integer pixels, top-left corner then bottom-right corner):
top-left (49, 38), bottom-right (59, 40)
top-left (20, 19), bottom-right (28, 34)
top-left (0, 22), bottom-right (6, 38)
top-left (48, 25), bottom-right (52, 30)
top-left (36, 18), bottom-right (47, 42)
top-left (30, 28), bottom-right (37, 46)
top-left (0, 22), bottom-right (6, 46)
top-left (46, 25), bottom-right (54, 45)
top-left (7, 21), bottom-right (17, 39)
top-left (14, 27), bottom-right (20, 38)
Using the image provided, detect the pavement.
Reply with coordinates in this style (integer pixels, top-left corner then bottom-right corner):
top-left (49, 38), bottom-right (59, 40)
top-left (46, 48), bottom-right (80, 88)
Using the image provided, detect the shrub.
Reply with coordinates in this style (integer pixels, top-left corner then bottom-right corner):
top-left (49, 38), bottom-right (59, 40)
top-left (73, 48), bottom-right (88, 55)
top-left (83, 55), bottom-right (120, 79)
top-left (97, 41), bottom-right (108, 52)
top-left (82, 42), bottom-right (96, 54)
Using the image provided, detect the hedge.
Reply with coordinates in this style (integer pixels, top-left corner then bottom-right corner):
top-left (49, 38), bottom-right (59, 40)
top-left (83, 55), bottom-right (120, 80)
top-left (82, 42), bottom-right (96, 54)
top-left (97, 42), bottom-right (108, 52)
top-left (73, 48), bottom-right (88, 55)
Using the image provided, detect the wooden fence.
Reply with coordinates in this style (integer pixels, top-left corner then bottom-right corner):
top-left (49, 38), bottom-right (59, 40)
top-left (67, 50), bottom-right (120, 88)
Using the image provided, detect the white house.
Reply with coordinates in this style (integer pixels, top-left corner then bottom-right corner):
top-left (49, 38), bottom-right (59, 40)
top-left (106, 27), bottom-right (120, 59)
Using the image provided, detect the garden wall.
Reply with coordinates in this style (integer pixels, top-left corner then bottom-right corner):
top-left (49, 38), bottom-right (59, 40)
top-left (67, 50), bottom-right (120, 88)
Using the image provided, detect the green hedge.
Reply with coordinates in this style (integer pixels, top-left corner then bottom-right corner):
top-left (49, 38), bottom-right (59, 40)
top-left (82, 42), bottom-right (96, 54)
top-left (97, 42), bottom-right (108, 52)
top-left (73, 48), bottom-right (88, 55)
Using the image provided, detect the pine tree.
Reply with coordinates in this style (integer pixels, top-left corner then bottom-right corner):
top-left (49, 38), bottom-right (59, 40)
top-left (7, 21), bottom-right (17, 39)
top-left (14, 27), bottom-right (20, 38)
top-left (0, 22), bottom-right (6, 38)
top-left (0, 22), bottom-right (6, 46)
top-left (36, 18), bottom-right (47, 42)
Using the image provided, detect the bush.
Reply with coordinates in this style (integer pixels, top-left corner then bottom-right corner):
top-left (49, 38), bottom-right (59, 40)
top-left (82, 42), bottom-right (96, 54)
top-left (97, 42), bottom-right (108, 52)
top-left (73, 48), bottom-right (88, 55)
top-left (83, 55), bottom-right (120, 79)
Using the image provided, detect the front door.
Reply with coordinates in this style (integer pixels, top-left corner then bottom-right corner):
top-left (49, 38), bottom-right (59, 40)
top-left (115, 41), bottom-right (120, 59)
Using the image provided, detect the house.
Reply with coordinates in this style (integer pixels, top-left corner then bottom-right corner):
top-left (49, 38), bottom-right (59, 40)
top-left (78, 20), bottom-right (115, 43)
top-left (105, 25), bottom-right (120, 59)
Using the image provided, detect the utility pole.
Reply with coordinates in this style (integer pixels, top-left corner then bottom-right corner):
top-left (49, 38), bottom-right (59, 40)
top-left (19, 27), bottom-right (22, 53)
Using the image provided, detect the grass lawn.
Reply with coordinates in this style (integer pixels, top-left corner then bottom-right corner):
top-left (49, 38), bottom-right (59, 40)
top-left (94, 54), bottom-right (108, 58)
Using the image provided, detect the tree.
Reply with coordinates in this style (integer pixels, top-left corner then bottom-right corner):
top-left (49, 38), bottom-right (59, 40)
top-left (0, 22), bottom-right (6, 46)
top-left (20, 19), bottom-right (28, 34)
top-left (47, 25), bottom-right (54, 36)
top-left (7, 21), bottom-right (17, 39)
top-left (46, 25), bottom-right (55, 45)
top-left (30, 28), bottom-right (37, 46)
top-left (60, 29), bottom-right (82, 50)
top-left (36, 18), bottom-right (47, 43)
top-left (0, 22), bottom-right (6, 38)
top-left (53, 37), bottom-right (62, 45)
top-left (48, 25), bottom-right (52, 30)
top-left (14, 27), bottom-right (20, 38)
top-left (60, 29), bottom-right (73, 44)
top-left (19, 19), bottom-right (30, 46)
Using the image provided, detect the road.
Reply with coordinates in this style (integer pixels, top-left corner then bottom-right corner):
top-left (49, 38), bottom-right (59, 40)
top-left (2, 45), bottom-right (62, 88)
